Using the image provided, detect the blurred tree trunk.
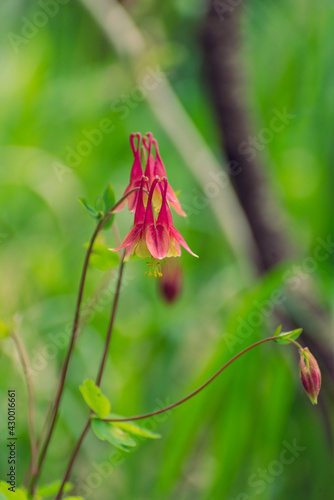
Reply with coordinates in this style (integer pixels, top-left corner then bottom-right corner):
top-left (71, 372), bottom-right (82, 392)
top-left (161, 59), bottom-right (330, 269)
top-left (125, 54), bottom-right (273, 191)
top-left (201, 1), bottom-right (334, 395)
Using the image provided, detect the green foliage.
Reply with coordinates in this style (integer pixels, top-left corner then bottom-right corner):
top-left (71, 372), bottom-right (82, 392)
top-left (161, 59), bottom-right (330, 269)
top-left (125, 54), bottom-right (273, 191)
top-left (101, 183), bottom-right (116, 230)
top-left (91, 415), bottom-right (160, 452)
top-left (89, 243), bottom-right (119, 271)
top-left (0, 320), bottom-right (11, 339)
top-left (37, 481), bottom-right (72, 498)
top-left (111, 416), bottom-right (161, 439)
top-left (78, 198), bottom-right (101, 220)
top-left (0, 0), bottom-right (332, 499)
top-left (0, 483), bottom-right (27, 500)
top-left (78, 183), bottom-right (115, 229)
top-left (79, 380), bottom-right (111, 418)
top-left (63, 497), bottom-right (85, 500)
top-left (91, 419), bottom-right (137, 452)
top-left (274, 327), bottom-right (303, 345)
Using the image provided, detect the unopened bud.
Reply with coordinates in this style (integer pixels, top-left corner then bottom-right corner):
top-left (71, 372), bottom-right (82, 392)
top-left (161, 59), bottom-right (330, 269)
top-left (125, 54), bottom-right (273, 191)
top-left (158, 259), bottom-right (183, 304)
top-left (299, 348), bottom-right (321, 405)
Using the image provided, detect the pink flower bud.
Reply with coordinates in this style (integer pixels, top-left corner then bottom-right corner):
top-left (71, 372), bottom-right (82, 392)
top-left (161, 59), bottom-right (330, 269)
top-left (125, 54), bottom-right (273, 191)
top-left (299, 348), bottom-right (321, 405)
top-left (158, 259), bottom-right (183, 304)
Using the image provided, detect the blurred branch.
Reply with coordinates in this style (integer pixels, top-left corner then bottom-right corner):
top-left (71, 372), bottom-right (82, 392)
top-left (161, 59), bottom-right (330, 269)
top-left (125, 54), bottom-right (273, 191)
top-left (79, 0), bottom-right (259, 280)
top-left (11, 330), bottom-right (38, 483)
top-left (56, 257), bottom-right (126, 500)
top-left (200, 1), bottom-right (334, 379)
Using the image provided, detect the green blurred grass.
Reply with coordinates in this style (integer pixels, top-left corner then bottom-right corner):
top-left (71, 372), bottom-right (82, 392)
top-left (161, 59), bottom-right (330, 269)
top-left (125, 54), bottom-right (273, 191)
top-left (0, 0), bottom-right (333, 499)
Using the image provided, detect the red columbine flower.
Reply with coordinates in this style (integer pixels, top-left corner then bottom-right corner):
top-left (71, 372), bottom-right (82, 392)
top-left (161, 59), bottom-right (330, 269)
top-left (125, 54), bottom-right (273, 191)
top-left (143, 133), bottom-right (186, 217)
top-left (111, 132), bottom-right (198, 275)
top-left (299, 348), bottom-right (321, 405)
top-left (146, 178), bottom-right (198, 259)
top-left (113, 133), bottom-right (143, 213)
top-left (112, 176), bottom-right (149, 260)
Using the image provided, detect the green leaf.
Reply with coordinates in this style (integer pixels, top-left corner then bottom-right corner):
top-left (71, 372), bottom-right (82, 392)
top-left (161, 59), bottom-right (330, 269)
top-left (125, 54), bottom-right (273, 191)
top-left (79, 380), bottom-right (111, 418)
top-left (274, 328), bottom-right (303, 345)
top-left (102, 183), bottom-right (116, 230)
top-left (0, 320), bottom-right (11, 339)
top-left (89, 243), bottom-right (120, 271)
top-left (37, 481), bottom-right (72, 497)
top-left (0, 483), bottom-right (28, 500)
top-left (273, 325), bottom-right (282, 337)
top-left (78, 198), bottom-right (99, 219)
top-left (91, 419), bottom-right (137, 452)
top-left (64, 497), bottom-right (85, 500)
top-left (110, 415), bottom-right (161, 439)
top-left (95, 195), bottom-right (105, 213)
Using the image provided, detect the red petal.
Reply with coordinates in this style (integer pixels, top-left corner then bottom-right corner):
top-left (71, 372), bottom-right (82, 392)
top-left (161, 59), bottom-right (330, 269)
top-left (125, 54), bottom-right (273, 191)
top-left (146, 223), bottom-right (170, 260)
top-left (112, 224), bottom-right (143, 251)
top-left (170, 227), bottom-right (198, 258)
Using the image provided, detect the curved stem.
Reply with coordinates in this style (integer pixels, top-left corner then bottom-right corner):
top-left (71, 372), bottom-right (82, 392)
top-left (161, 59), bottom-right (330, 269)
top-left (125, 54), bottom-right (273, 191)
top-left (103, 336), bottom-right (278, 422)
top-left (30, 188), bottom-right (139, 494)
top-left (55, 258), bottom-right (125, 500)
top-left (55, 420), bottom-right (91, 500)
top-left (11, 332), bottom-right (38, 487)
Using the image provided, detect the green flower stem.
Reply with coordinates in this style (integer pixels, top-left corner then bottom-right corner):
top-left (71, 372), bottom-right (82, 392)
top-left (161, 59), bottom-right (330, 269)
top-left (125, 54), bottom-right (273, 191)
top-left (286, 338), bottom-right (303, 350)
top-left (102, 336), bottom-right (281, 423)
top-left (55, 257), bottom-right (125, 500)
top-left (30, 188), bottom-right (139, 496)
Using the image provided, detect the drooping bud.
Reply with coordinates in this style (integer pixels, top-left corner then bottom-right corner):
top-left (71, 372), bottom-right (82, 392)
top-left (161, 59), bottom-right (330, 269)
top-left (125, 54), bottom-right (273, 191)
top-left (299, 348), bottom-right (321, 405)
top-left (158, 258), bottom-right (183, 303)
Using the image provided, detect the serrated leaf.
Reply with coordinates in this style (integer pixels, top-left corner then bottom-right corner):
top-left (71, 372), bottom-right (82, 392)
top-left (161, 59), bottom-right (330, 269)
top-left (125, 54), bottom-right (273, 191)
top-left (273, 325), bottom-right (282, 337)
top-left (78, 198), bottom-right (99, 219)
top-left (91, 419), bottom-right (137, 452)
top-left (109, 415), bottom-right (161, 439)
top-left (89, 243), bottom-right (120, 271)
top-left (274, 328), bottom-right (303, 345)
top-left (79, 380), bottom-right (111, 418)
top-left (38, 481), bottom-right (72, 497)
top-left (102, 183), bottom-right (116, 230)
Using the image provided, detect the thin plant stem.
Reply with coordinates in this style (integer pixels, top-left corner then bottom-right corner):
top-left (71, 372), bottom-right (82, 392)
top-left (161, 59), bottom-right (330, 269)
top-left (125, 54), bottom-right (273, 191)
top-left (30, 188), bottom-right (139, 495)
top-left (102, 336), bottom-right (279, 422)
top-left (11, 332), bottom-right (38, 486)
top-left (55, 257), bottom-right (125, 500)
top-left (95, 256), bottom-right (125, 387)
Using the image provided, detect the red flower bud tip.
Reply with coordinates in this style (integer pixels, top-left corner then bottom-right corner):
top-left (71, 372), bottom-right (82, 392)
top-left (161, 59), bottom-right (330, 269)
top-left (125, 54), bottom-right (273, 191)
top-left (158, 258), bottom-right (183, 303)
top-left (299, 348), bottom-right (321, 405)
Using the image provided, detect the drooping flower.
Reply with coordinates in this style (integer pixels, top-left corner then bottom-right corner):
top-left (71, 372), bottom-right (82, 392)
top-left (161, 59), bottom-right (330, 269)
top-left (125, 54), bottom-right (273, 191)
top-left (146, 178), bottom-right (198, 259)
top-left (113, 133), bottom-right (143, 213)
top-left (143, 133), bottom-right (186, 216)
top-left (158, 259), bottom-right (183, 303)
top-left (299, 348), bottom-right (321, 405)
top-left (112, 176), bottom-right (150, 261)
top-left (111, 132), bottom-right (198, 275)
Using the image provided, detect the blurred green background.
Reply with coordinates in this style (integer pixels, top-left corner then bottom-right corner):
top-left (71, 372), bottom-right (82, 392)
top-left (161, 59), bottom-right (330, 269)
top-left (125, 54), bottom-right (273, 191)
top-left (0, 0), bottom-right (333, 499)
